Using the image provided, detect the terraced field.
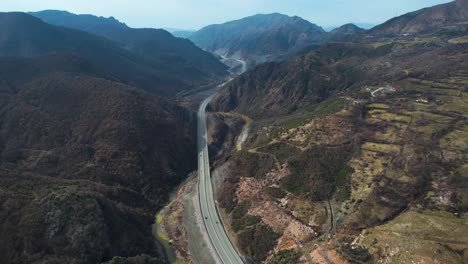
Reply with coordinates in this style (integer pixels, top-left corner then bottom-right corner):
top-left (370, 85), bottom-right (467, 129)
top-left (341, 75), bottom-right (468, 263)
top-left (215, 72), bottom-right (467, 263)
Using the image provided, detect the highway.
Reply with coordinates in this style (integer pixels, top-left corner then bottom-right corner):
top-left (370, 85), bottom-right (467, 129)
top-left (197, 94), bottom-right (244, 264)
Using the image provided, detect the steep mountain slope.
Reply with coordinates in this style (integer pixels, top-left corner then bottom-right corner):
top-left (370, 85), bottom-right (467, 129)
top-left (0, 12), bottom-right (225, 96)
top-left (209, 43), bottom-right (384, 117)
top-left (0, 54), bottom-right (197, 263)
top-left (189, 13), bottom-right (326, 66)
top-left (370, 0), bottom-right (468, 36)
top-left (208, 11), bottom-right (468, 263)
top-left (30, 10), bottom-right (227, 82)
top-left (210, 40), bottom-right (466, 117)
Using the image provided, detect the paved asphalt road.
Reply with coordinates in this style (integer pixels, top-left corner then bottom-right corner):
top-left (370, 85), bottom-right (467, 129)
top-left (197, 94), bottom-right (244, 264)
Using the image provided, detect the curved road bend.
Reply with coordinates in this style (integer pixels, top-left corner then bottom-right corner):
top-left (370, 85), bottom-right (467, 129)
top-left (197, 94), bottom-right (244, 264)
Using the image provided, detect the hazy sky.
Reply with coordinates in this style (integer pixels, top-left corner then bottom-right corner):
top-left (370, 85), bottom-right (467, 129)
top-left (0, 0), bottom-right (453, 30)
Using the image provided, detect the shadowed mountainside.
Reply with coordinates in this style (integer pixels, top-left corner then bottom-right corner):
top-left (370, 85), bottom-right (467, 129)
top-left (0, 54), bottom-right (197, 263)
top-left (30, 10), bottom-right (227, 83)
top-left (1, 12), bottom-right (227, 96)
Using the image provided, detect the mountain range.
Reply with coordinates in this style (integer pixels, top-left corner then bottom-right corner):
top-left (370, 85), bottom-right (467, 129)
top-left (30, 10), bottom-right (370, 73)
top-left (189, 13), bottom-right (328, 66)
top-left (0, 1), bottom-right (467, 263)
top-left (210, 0), bottom-right (468, 116)
top-left (23, 11), bottom-right (227, 96)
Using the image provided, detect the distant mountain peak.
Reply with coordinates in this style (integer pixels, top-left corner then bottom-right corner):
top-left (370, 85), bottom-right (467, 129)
top-left (331, 23), bottom-right (364, 34)
top-left (189, 13), bottom-right (326, 67)
top-left (251, 12), bottom-right (290, 18)
top-left (340, 23), bottom-right (361, 28)
top-left (30, 10), bottom-right (128, 28)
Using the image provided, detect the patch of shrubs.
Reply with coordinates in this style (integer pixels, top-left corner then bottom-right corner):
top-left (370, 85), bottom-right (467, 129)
top-left (231, 201), bottom-right (251, 220)
top-left (335, 165), bottom-right (355, 201)
top-left (258, 142), bottom-right (301, 163)
top-left (217, 176), bottom-right (239, 212)
top-left (237, 224), bottom-right (280, 263)
top-left (281, 144), bottom-right (354, 201)
top-left (229, 201), bottom-right (279, 263)
top-left (233, 151), bottom-right (275, 178)
top-left (270, 249), bottom-right (301, 264)
top-left (265, 186), bottom-right (287, 199)
top-left (232, 215), bottom-right (261, 233)
top-left (340, 245), bottom-right (372, 263)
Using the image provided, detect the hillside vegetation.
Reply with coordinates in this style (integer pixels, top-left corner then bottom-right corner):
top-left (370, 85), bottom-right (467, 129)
top-left (211, 2), bottom-right (468, 262)
top-left (0, 54), bottom-right (197, 263)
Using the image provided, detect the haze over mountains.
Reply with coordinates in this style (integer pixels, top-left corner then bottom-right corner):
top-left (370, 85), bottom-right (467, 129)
top-left (23, 11), bottom-right (227, 96)
top-left (189, 13), bottom-right (328, 67)
top-left (164, 28), bottom-right (196, 38)
top-left (187, 13), bottom-right (379, 71)
top-left (29, 10), bottom-right (373, 73)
